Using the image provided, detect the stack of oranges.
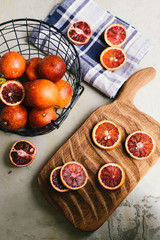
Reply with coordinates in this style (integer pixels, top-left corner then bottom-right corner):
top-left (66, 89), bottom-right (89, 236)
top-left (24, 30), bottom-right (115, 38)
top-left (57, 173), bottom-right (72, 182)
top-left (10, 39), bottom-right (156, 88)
top-left (0, 51), bottom-right (73, 130)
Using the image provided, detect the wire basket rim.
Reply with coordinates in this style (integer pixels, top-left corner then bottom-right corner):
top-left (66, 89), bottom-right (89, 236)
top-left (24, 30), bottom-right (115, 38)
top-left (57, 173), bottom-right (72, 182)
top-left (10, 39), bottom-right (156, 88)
top-left (0, 18), bottom-right (83, 136)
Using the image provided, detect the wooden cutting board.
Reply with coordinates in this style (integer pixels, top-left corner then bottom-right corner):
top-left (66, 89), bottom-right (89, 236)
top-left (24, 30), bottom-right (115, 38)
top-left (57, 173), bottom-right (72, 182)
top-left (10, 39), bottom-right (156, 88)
top-left (38, 67), bottom-right (160, 232)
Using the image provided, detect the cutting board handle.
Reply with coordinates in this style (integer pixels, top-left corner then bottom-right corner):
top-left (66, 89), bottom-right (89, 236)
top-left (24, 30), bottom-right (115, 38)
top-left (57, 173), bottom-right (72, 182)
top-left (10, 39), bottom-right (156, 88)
top-left (116, 67), bottom-right (156, 103)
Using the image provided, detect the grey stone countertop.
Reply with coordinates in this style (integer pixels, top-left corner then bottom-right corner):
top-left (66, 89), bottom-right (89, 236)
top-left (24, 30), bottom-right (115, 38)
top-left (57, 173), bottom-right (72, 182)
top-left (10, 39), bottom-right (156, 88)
top-left (0, 0), bottom-right (160, 239)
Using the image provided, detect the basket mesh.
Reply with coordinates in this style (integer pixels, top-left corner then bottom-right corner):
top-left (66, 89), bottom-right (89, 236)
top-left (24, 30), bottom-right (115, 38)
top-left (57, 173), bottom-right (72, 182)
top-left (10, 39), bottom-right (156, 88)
top-left (0, 18), bottom-right (83, 136)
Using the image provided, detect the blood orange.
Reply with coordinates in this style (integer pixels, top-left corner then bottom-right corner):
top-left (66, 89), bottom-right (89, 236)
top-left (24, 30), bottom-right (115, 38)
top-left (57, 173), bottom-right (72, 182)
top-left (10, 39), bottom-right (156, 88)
top-left (100, 47), bottom-right (127, 71)
top-left (0, 80), bottom-right (25, 106)
top-left (25, 79), bottom-right (58, 109)
top-left (54, 80), bottom-right (73, 109)
top-left (50, 166), bottom-right (69, 192)
top-left (0, 105), bottom-right (28, 130)
top-left (38, 55), bottom-right (66, 83)
top-left (9, 140), bottom-right (36, 167)
top-left (0, 52), bottom-right (26, 79)
top-left (29, 107), bottom-right (57, 129)
top-left (67, 20), bottom-right (92, 45)
top-left (98, 162), bottom-right (125, 190)
top-left (25, 57), bottom-right (42, 81)
top-left (23, 81), bottom-right (33, 107)
top-left (60, 162), bottom-right (88, 190)
top-left (125, 131), bottom-right (156, 160)
top-left (104, 24), bottom-right (128, 47)
top-left (92, 120), bottom-right (122, 150)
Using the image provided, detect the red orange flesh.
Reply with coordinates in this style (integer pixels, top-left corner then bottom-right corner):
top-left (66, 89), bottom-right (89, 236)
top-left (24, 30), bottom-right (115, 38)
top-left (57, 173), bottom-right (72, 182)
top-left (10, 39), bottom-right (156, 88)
top-left (104, 24), bottom-right (128, 47)
top-left (9, 140), bottom-right (36, 167)
top-left (50, 166), bottom-right (69, 192)
top-left (125, 131), bottom-right (156, 160)
top-left (100, 47), bottom-right (127, 71)
top-left (98, 162), bottom-right (125, 190)
top-left (67, 20), bottom-right (92, 45)
top-left (92, 120), bottom-right (122, 150)
top-left (60, 162), bottom-right (88, 190)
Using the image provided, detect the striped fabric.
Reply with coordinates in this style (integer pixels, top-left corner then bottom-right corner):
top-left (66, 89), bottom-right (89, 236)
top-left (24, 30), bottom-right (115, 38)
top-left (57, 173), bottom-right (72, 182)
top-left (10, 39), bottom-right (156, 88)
top-left (40, 0), bottom-right (154, 98)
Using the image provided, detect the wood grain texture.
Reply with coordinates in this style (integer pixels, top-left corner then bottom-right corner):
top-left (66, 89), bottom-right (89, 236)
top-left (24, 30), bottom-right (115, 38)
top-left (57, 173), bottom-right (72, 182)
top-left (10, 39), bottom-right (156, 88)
top-left (38, 67), bottom-right (160, 232)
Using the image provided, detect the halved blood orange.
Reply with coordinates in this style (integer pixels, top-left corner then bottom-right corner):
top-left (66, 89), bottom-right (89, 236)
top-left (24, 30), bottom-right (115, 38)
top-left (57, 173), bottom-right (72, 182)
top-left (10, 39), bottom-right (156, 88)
top-left (0, 80), bottom-right (25, 106)
top-left (125, 131), bottom-right (156, 160)
top-left (100, 47), bottom-right (127, 71)
top-left (67, 20), bottom-right (92, 45)
top-left (92, 120), bottom-right (122, 150)
top-left (98, 162), bottom-right (125, 190)
top-left (60, 162), bottom-right (88, 190)
top-left (50, 166), bottom-right (69, 192)
top-left (9, 140), bottom-right (36, 167)
top-left (104, 23), bottom-right (128, 47)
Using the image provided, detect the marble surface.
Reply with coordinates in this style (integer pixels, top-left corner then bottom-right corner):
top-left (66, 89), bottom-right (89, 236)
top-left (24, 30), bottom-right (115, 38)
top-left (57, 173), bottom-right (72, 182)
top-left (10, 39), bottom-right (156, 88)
top-left (1, 0), bottom-right (160, 239)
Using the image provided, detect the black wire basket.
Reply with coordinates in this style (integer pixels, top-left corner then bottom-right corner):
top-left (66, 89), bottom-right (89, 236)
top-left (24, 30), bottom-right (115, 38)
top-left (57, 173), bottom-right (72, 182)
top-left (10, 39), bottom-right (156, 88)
top-left (0, 18), bottom-right (83, 136)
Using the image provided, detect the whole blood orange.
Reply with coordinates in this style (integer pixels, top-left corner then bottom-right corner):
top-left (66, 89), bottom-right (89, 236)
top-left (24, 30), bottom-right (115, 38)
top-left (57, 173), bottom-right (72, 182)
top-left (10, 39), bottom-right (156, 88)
top-left (0, 104), bottom-right (28, 130)
top-left (125, 131), bottom-right (156, 160)
top-left (38, 55), bottom-right (66, 82)
top-left (100, 47), bottom-right (127, 71)
top-left (60, 162), bottom-right (88, 190)
top-left (25, 57), bottom-right (42, 81)
top-left (23, 81), bottom-right (33, 107)
top-left (92, 120), bottom-right (122, 150)
top-left (54, 80), bottom-right (73, 109)
top-left (98, 162), bottom-right (125, 190)
top-left (104, 24), bottom-right (128, 47)
top-left (50, 166), bottom-right (69, 192)
top-left (29, 107), bottom-right (57, 129)
top-left (9, 140), bottom-right (36, 167)
top-left (0, 52), bottom-right (26, 79)
top-left (0, 80), bottom-right (25, 106)
top-left (26, 79), bottom-right (58, 109)
top-left (67, 20), bottom-right (92, 45)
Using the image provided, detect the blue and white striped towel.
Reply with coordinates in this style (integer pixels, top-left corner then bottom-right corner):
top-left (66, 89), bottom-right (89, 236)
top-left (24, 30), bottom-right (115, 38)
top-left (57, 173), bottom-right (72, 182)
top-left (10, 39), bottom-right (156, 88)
top-left (36, 0), bottom-right (155, 98)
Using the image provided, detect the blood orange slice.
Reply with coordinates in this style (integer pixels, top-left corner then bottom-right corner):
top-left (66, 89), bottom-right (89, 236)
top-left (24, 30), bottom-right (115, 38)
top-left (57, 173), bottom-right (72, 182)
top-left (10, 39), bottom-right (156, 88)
top-left (125, 131), bottom-right (156, 160)
top-left (92, 120), bottom-right (122, 150)
top-left (67, 20), bottom-right (92, 45)
top-left (50, 166), bottom-right (69, 192)
top-left (98, 162), bottom-right (125, 190)
top-left (104, 23), bottom-right (128, 47)
top-left (60, 162), bottom-right (88, 190)
top-left (9, 140), bottom-right (36, 167)
top-left (0, 80), bottom-right (25, 106)
top-left (100, 47), bottom-right (127, 71)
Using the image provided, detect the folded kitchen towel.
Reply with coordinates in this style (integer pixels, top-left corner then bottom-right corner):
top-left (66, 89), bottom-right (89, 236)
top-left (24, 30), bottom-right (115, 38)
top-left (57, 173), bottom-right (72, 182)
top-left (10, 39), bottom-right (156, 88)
top-left (33, 0), bottom-right (155, 98)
